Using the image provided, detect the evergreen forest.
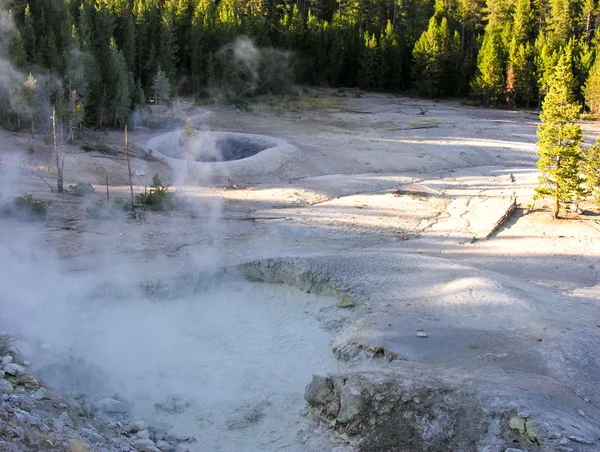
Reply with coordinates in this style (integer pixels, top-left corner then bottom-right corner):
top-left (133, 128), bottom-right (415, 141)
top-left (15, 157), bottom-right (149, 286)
top-left (3, 0), bottom-right (600, 129)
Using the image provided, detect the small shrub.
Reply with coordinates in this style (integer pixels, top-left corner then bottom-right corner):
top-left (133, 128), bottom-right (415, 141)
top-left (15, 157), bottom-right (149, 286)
top-left (68, 181), bottom-right (96, 196)
top-left (86, 199), bottom-right (130, 219)
top-left (141, 149), bottom-right (155, 161)
top-left (42, 135), bottom-right (53, 145)
top-left (136, 173), bottom-right (176, 211)
top-left (27, 147), bottom-right (34, 155)
top-left (6, 193), bottom-right (49, 221)
top-left (80, 144), bottom-right (93, 152)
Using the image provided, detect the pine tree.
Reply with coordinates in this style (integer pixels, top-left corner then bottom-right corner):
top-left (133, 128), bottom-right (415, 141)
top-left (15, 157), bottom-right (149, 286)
top-left (512, 0), bottom-right (534, 45)
top-left (159, 13), bottom-right (179, 85)
top-left (153, 68), bottom-right (170, 105)
top-left (358, 31), bottom-right (377, 89)
top-left (21, 4), bottom-right (36, 63)
top-left (471, 25), bottom-right (505, 105)
top-left (535, 50), bottom-right (585, 218)
top-left (10, 31), bottom-right (27, 70)
top-left (412, 16), bottom-right (461, 97)
top-left (413, 17), bottom-right (443, 97)
top-left (108, 38), bottom-right (131, 127)
top-left (584, 55), bottom-right (600, 115)
top-left (10, 74), bottom-right (39, 138)
top-left (582, 138), bottom-right (600, 206)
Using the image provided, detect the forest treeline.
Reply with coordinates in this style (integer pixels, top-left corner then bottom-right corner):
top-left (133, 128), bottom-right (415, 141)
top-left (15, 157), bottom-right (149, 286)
top-left (3, 0), bottom-right (600, 129)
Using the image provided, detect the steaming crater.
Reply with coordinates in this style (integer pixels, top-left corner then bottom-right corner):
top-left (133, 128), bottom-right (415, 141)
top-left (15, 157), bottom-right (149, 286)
top-left (31, 276), bottom-right (342, 451)
top-left (146, 130), bottom-right (300, 183)
top-left (154, 131), bottom-right (270, 162)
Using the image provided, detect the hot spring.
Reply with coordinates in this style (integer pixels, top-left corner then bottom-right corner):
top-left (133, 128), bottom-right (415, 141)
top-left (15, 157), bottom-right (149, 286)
top-left (23, 275), bottom-right (346, 451)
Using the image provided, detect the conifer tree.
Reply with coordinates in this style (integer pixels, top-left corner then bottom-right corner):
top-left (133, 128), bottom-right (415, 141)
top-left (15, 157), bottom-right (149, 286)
top-left (10, 74), bottom-right (39, 138)
top-left (535, 50), bottom-right (585, 218)
top-left (153, 68), bottom-right (170, 105)
top-left (471, 25), bottom-right (504, 104)
top-left (582, 138), bottom-right (600, 206)
top-left (584, 55), bottom-right (600, 115)
top-left (412, 16), bottom-right (460, 97)
top-left (359, 31), bottom-right (377, 89)
top-left (509, 39), bottom-right (536, 107)
top-left (10, 31), bottom-right (27, 70)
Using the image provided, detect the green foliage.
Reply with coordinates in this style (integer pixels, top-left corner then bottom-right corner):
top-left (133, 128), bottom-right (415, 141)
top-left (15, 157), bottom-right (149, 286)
top-left (85, 199), bottom-right (130, 219)
top-left (582, 138), bottom-right (600, 206)
top-left (152, 69), bottom-right (171, 105)
top-left (10, 74), bottom-right (39, 136)
top-left (584, 55), bottom-right (600, 115)
top-left (136, 173), bottom-right (176, 211)
top-left (67, 181), bottom-right (96, 196)
top-left (412, 16), bottom-right (462, 97)
top-left (535, 50), bottom-right (585, 218)
top-left (210, 37), bottom-right (294, 101)
top-left (5, 0), bottom-right (600, 119)
top-left (509, 40), bottom-right (537, 107)
top-left (9, 194), bottom-right (49, 221)
top-left (471, 26), bottom-right (505, 105)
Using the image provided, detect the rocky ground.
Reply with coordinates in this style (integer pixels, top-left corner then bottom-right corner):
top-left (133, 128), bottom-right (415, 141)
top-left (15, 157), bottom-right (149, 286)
top-left (1, 90), bottom-right (600, 451)
top-left (0, 336), bottom-right (195, 452)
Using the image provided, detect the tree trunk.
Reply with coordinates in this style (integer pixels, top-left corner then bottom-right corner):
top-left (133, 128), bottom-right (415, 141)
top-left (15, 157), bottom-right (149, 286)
top-left (53, 109), bottom-right (63, 193)
top-left (552, 195), bottom-right (559, 219)
top-left (31, 118), bottom-right (34, 139)
top-left (125, 125), bottom-right (134, 209)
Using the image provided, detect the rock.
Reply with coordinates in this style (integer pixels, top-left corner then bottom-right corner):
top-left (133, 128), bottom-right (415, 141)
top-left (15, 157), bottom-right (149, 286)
top-left (80, 427), bottom-right (106, 444)
top-left (577, 409), bottom-right (585, 417)
top-left (32, 388), bottom-right (48, 400)
top-left (96, 397), bottom-right (130, 414)
top-left (504, 449), bottom-right (525, 452)
top-left (304, 374), bottom-right (334, 407)
top-left (154, 396), bottom-right (189, 414)
top-left (517, 411), bottom-right (529, 419)
top-left (14, 409), bottom-right (42, 426)
top-left (131, 438), bottom-right (160, 452)
top-left (508, 416), bottom-right (526, 434)
top-left (10, 341), bottom-right (33, 359)
top-left (337, 295), bottom-right (355, 308)
top-left (55, 412), bottom-right (73, 430)
top-left (136, 429), bottom-right (151, 439)
top-left (3, 363), bottom-right (24, 376)
top-left (129, 420), bottom-right (147, 433)
top-left (174, 446), bottom-right (190, 452)
top-left (155, 440), bottom-right (176, 452)
top-left (416, 330), bottom-right (428, 338)
top-left (0, 378), bottom-right (13, 394)
top-left (1, 355), bottom-right (13, 367)
top-left (567, 435), bottom-right (595, 444)
top-left (135, 169), bottom-right (146, 176)
top-left (336, 385), bottom-right (364, 424)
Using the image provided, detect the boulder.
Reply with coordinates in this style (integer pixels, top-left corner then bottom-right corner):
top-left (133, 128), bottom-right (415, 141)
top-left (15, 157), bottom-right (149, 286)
top-left (0, 378), bottom-right (13, 394)
top-left (96, 398), bottom-right (130, 414)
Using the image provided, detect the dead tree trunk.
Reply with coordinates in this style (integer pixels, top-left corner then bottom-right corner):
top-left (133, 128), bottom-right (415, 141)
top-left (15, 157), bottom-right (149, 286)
top-left (53, 108), bottom-right (63, 193)
top-left (125, 125), bottom-right (134, 209)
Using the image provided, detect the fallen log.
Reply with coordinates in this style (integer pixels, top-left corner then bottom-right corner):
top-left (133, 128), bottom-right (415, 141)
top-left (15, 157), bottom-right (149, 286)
top-left (485, 197), bottom-right (517, 239)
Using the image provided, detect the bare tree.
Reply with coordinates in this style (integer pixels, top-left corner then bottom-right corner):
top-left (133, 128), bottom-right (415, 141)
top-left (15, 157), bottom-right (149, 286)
top-left (52, 108), bottom-right (64, 193)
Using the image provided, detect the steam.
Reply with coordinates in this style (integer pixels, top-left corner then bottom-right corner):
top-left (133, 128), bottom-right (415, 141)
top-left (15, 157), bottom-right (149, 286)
top-left (0, 0), bottom-right (24, 91)
top-left (231, 36), bottom-right (261, 94)
top-left (211, 36), bottom-right (294, 102)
